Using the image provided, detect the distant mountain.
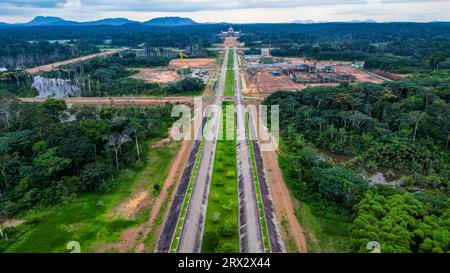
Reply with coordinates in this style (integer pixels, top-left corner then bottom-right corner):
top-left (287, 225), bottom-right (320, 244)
top-left (81, 18), bottom-right (139, 26)
top-left (292, 20), bottom-right (324, 24)
top-left (292, 19), bottom-right (377, 24)
top-left (348, 19), bottom-right (377, 23)
top-left (2, 16), bottom-right (198, 27)
top-left (23, 16), bottom-right (78, 26)
top-left (143, 17), bottom-right (198, 26)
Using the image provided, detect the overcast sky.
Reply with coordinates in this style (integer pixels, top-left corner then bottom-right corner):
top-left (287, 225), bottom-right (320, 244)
top-left (0, 0), bottom-right (449, 23)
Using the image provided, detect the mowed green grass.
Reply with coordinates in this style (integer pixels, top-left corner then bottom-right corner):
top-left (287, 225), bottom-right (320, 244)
top-left (227, 50), bottom-right (234, 70)
top-left (295, 202), bottom-right (352, 253)
top-left (202, 102), bottom-right (239, 253)
top-left (2, 141), bottom-right (180, 253)
top-left (224, 50), bottom-right (235, 97)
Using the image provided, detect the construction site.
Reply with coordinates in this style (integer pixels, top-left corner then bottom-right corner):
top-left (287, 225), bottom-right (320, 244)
top-left (128, 54), bottom-right (215, 85)
top-left (244, 53), bottom-right (388, 94)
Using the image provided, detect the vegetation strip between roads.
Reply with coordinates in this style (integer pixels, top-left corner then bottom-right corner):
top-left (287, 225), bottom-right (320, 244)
top-left (201, 102), bottom-right (239, 252)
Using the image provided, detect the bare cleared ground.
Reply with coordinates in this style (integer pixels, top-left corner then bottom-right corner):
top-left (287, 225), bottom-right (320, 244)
top-left (253, 70), bottom-right (307, 93)
top-left (19, 97), bottom-right (194, 106)
top-left (1, 219), bottom-right (26, 228)
top-left (246, 58), bottom-right (389, 94)
top-left (129, 68), bottom-right (180, 84)
top-left (169, 58), bottom-right (215, 69)
top-left (115, 191), bottom-right (151, 219)
top-left (336, 65), bottom-right (384, 84)
top-left (224, 37), bottom-right (240, 47)
top-left (26, 49), bottom-right (125, 75)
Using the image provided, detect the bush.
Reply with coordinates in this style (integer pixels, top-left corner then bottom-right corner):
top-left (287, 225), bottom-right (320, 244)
top-left (218, 220), bottom-right (237, 237)
top-left (317, 167), bottom-right (369, 210)
top-left (202, 231), bottom-right (220, 252)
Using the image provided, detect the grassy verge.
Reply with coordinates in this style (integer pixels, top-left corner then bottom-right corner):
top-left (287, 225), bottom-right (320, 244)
top-left (246, 114), bottom-right (271, 252)
top-left (278, 152), bottom-right (352, 253)
top-left (295, 202), bottom-right (352, 253)
top-left (224, 50), bottom-right (235, 97)
top-left (202, 102), bottom-right (239, 253)
top-left (224, 70), bottom-right (235, 97)
top-left (1, 140), bottom-right (181, 253)
top-left (227, 50), bottom-right (234, 70)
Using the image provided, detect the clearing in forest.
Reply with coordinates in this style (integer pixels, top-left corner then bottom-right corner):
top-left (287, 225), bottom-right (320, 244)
top-left (129, 68), bottom-right (180, 84)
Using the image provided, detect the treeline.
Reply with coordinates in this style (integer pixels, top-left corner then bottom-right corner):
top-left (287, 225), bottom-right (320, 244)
top-left (0, 24), bottom-right (223, 49)
top-left (0, 41), bottom-right (99, 69)
top-left (265, 71), bottom-right (450, 252)
top-left (44, 52), bottom-right (205, 96)
top-left (0, 98), bottom-right (174, 216)
top-left (0, 71), bottom-right (36, 97)
top-left (241, 23), bottom-right (450, 73)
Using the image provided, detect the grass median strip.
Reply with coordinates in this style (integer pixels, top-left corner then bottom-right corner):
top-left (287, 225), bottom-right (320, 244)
top-left (202, 102), bottom-right (239, 253)
top-left (246, 114), bottom-right (271, 252)
top-left (224, 51), bottom-right (235, 97)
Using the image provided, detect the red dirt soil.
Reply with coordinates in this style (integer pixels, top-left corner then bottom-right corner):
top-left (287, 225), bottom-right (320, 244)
top-left (169, 58), bottom-right (215, 69)
top-left (129, 68), bottom-right (180, 84)
top-left (19, 97), bottom-right (194, 106)
top-left (262, 149), bottom-right (308, 253)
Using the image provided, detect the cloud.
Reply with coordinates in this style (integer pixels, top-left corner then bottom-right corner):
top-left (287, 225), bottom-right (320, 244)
top-left (0, 0), bottom-right (448, 23)
top-left (1, 0), bottom-right (448, 12)
top-left (57, 0), bottom-right (81, 8)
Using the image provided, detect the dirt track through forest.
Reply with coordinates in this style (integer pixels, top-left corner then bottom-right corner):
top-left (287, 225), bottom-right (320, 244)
top-left (19, 97), bottom-right (194, 105)
top-left (26, 49), bottom-right (125, 75)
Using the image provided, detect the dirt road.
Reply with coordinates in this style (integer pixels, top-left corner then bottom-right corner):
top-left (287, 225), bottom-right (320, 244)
top-left (26, 49), bottom-right (126, 75)
top-left (19, 97), bottom-right (194, 105)
top-left (262, 149), bottom-right (307, 253)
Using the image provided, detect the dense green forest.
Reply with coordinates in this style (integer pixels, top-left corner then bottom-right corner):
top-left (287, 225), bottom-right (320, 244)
top-left (2, 23), bottom-right (449, 73)
top-left (0, 41), bottom-right (99, 69)
top-left (265, 70), bottom-right (450, 253)
top-left (0, 98), bottom-right (174, 217)
top-left (0, 24), bottom-right (220, 54)
top-left (43, 52), bottom-right (205, 96)
top-left (0, 71), bottom-right (36, 97)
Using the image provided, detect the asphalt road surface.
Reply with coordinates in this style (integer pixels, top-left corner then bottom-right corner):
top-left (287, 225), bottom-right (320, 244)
top-left (176, 48), bottom-right (228, 253)
top-left (233, 46), bottom-right (265, 253)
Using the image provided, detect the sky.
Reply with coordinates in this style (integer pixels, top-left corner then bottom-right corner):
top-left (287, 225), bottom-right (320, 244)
top-left (0, 0), bottom-right (449, 23)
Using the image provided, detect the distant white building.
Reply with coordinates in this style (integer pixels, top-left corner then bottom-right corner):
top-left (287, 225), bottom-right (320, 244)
top-left (219, 26), bottom-right (241, 38)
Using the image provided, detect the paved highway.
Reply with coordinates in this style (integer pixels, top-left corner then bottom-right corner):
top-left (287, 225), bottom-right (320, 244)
top-left (176, 48), bottom-right (228, 253)
top-left (233, 46), bottom-right (265, 253)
